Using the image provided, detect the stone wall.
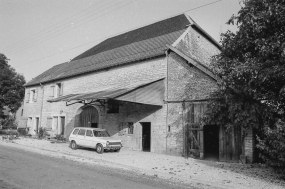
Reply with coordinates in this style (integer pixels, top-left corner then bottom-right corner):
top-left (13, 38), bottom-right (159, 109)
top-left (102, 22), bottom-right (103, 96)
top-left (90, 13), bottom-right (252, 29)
top-left (21, 57), bottom-right (168, 153)
top-left (165, 27), bottom-right (220, 156)
top-left (166, 52), bottom-right (218, 156)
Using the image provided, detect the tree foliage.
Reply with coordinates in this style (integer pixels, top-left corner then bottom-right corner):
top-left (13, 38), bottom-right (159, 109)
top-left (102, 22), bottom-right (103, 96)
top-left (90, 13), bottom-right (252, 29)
top-left (206, 0), bottom-right (285, 166)
top-left (0, 53), bottom-right (26, 118)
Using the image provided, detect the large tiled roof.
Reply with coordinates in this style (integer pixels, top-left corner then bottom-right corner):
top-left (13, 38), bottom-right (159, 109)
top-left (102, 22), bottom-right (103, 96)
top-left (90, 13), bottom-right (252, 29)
top-left (25, 14), bottom-right (190, 87)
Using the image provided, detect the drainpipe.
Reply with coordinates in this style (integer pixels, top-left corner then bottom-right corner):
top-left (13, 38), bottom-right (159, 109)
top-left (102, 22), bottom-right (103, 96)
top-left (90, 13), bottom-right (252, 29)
top-left (40, 83), bottom-right (44, 129)
top-left (165, 49), bottom-right (169, 154)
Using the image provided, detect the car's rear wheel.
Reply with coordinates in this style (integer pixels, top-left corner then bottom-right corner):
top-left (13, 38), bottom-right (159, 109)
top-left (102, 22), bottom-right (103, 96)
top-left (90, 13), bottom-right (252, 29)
top-left (96, 144), bottom-right (104, 154)
top-left (114, 149), bottom-right (120, 152)
top-left (70, 141), bottom-right (77, 150)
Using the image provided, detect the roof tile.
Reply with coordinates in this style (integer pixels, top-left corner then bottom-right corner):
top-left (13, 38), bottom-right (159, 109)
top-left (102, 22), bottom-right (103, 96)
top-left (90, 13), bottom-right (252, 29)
top-left (26, 14), bottom-right (190, 87)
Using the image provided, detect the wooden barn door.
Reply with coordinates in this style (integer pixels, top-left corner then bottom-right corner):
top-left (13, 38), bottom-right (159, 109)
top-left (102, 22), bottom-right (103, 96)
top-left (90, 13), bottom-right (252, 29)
top-left (219, 125), bottom-right (242, 162)
top-left (79, 106), bottom-right (99, 128)
top-left (183, 102), bottom-right (207, 159)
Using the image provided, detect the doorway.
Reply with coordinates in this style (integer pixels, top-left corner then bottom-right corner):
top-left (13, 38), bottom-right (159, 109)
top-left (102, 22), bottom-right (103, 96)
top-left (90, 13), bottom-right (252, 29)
top-left (141, 122), bottom-right (151, 152)
top-left (79, 106), bottom-right (99, 127)
top-left (35, 117), bottom-right (39, 134)
top-left (204, 125), bottom-right (219, 160)
top-left (60, 117), bottom-right (65, 135)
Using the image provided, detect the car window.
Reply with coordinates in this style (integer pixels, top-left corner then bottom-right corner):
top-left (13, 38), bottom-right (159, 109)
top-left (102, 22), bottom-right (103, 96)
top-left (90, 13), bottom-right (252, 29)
top-left (93, 130), bottom-right (109, 137)
top-left (86, 130), bottom-right (93, 137)
top-left (72, 129), bottom-right (79, 135)
top-left (78, 129), bottom-right (86, 136)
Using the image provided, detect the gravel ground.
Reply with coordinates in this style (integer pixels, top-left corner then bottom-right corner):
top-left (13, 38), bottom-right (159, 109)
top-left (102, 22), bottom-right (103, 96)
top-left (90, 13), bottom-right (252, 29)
top-left (1, 137), bottom-right (284, 189)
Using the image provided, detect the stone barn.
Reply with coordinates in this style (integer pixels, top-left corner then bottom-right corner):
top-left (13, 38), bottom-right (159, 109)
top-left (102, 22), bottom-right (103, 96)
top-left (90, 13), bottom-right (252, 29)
top-left (17, 14), bottom-right (255, 163)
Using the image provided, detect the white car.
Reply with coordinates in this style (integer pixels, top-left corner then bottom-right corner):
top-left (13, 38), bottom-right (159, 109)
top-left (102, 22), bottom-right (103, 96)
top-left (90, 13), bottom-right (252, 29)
top-left (69, 127), bottom-right (122, 154)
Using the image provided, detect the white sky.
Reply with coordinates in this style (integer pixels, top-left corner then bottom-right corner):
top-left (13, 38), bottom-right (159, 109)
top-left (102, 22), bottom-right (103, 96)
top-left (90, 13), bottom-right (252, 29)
top-left (0, 0), bottom-right (241, 82)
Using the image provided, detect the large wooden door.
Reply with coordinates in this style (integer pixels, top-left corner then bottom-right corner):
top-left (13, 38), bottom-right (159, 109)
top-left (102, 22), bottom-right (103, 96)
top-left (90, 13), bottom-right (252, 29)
top-left (219, 125), bottom-right (242, 162)
top-left (79, 106), bottom-right (99, 127)
top-left (183, 102), bottom-right (207, 159)
top-left (183, 102), bottom-right (243, 162)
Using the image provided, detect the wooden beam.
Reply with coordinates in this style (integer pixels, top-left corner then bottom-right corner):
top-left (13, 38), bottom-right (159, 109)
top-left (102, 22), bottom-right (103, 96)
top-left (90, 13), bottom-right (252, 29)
top-left (166, 45), bottom-right (221, 82)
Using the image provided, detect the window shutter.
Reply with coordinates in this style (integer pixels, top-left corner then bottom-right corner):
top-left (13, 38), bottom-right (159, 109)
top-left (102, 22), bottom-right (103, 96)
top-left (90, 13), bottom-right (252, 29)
top-left (60, 83), bottom-right (63, 96)
top-left (33, 89), bottom-right (38, 102)
top-left (46, 117), bottom-right (52, 130)
top-left (50, 85), bottom-right (55, 97)
top-left (26, 90), bottom-right (30, 102)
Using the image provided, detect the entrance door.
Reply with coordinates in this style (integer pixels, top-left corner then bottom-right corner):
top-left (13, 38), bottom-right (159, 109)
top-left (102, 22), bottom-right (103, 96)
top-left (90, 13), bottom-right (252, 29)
top-left (141, 122), bottom-right (151, 152)
top-left (60, 117), bottom-right (65, 135)
top-left (204, 125), bottom-right (219, 160)
top-left (35, 117), bottom-right (39, 134)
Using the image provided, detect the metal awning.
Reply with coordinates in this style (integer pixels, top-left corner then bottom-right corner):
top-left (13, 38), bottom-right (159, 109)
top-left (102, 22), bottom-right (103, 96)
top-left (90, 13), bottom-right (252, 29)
top-left (47, 78), bottom-right (165, 106)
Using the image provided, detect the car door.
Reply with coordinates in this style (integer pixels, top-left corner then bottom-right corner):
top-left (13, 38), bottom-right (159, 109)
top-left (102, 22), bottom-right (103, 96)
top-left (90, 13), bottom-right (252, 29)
top-left (85, 129), bottom-right (95, 148)
top-left (76, 128), bottom-right (86, 146)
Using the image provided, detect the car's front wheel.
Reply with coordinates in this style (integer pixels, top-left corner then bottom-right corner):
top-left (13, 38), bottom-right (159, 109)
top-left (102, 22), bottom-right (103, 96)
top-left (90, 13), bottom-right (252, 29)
top-left (96, 144), bottom-right (104, 154)
top-left (70, 141), bottom-right (77, 150)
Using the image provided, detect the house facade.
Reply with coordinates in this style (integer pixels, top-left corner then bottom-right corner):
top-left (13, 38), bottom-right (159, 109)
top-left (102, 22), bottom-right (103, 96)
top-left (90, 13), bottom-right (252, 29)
top-left (17, 14), bottom-right (255, 163)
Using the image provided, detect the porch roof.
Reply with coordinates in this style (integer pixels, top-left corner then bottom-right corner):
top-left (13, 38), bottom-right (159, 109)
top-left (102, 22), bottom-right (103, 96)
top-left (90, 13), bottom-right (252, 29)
top-left (47, 78), bottom-right (165, 106)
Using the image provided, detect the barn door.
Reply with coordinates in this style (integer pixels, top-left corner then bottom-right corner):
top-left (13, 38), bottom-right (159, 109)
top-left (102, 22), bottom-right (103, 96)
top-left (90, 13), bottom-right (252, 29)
top-left (219, 125), bottom-right (242, 162)
top-left (184, 102), bottom-right (207, 159)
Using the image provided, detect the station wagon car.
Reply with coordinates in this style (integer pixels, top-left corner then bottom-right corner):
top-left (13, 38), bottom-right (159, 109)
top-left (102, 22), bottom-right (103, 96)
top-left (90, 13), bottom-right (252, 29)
top-left (69, 127), bottom-right (122, 153)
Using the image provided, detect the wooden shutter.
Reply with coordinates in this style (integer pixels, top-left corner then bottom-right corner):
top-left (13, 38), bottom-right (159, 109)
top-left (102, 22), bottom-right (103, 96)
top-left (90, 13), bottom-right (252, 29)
top-left (50, 85), bottom-right (55, 97)
top-left (60, 83), bottom-right (63, 96)
top-left (46, 117), bottom-right (52, 130)
top-left (33, 89), bottom-right (38, 102)
top-left (26, 90), bottom-right (30, 102)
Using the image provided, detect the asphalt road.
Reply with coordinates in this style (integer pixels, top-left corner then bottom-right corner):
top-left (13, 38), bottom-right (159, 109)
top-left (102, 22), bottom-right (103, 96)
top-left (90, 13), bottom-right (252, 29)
top-left (0, 145), bottom-right (194, 189)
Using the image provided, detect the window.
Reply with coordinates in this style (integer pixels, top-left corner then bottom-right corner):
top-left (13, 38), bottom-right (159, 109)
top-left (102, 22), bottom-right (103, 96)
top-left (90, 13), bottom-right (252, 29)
top-left (50, 83), bottom-right (63, 98)
top-left (128, 122), bottom-right (134, 134)
top-left (78, 129), bottom-right (86, 136)
top-left (21, 109), bottom-right (24, 116)
top-left (86, 130), bottom-right (93, 137)
top-left (26, 88), bottom-right (37, 103)
top-left (118, 122), bottom-right (133, 135)
top-left (72, 129), bottom-right (79, 135)
top-left (57, 83), bottom-right (63, 97)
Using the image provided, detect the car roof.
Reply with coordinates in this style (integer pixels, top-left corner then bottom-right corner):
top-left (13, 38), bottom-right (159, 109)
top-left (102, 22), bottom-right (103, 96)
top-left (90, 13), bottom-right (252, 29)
top-left (74, 127), bottom-right (106, 131)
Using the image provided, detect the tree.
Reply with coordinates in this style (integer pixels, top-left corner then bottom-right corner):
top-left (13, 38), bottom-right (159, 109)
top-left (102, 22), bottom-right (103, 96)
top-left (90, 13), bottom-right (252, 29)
top-left (205, 0), bottom-right (285, 168)
top-left (0, 53), bottom-right (26, 119)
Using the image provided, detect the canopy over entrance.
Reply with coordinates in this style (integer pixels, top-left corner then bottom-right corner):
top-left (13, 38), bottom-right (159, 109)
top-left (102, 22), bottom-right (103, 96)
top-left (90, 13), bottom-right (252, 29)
top-left (47, 78), bottom-right (165, 106)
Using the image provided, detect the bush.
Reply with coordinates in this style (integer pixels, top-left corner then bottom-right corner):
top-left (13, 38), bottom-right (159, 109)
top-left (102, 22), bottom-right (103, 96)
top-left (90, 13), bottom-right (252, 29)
top-left (17, 128), bottom-right (28, 136)
top-left (55, 134), bottom-right (65, 141)
top-left (257, 120), bottom-right (285, 175)
top-left (0, 129), bottom-right (19, 136)
top-left (1, 119), bottom-right (18, 130)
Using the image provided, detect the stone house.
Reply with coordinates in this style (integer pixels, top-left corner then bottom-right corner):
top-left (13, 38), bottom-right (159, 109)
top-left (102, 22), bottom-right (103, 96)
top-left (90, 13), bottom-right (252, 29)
top-left (18, 14), bottom-right (255, 163)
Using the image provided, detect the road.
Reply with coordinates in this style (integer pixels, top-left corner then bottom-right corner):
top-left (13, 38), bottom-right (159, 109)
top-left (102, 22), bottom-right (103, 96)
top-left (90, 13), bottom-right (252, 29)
top-left (0, 145), bottom-right (193, 189)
